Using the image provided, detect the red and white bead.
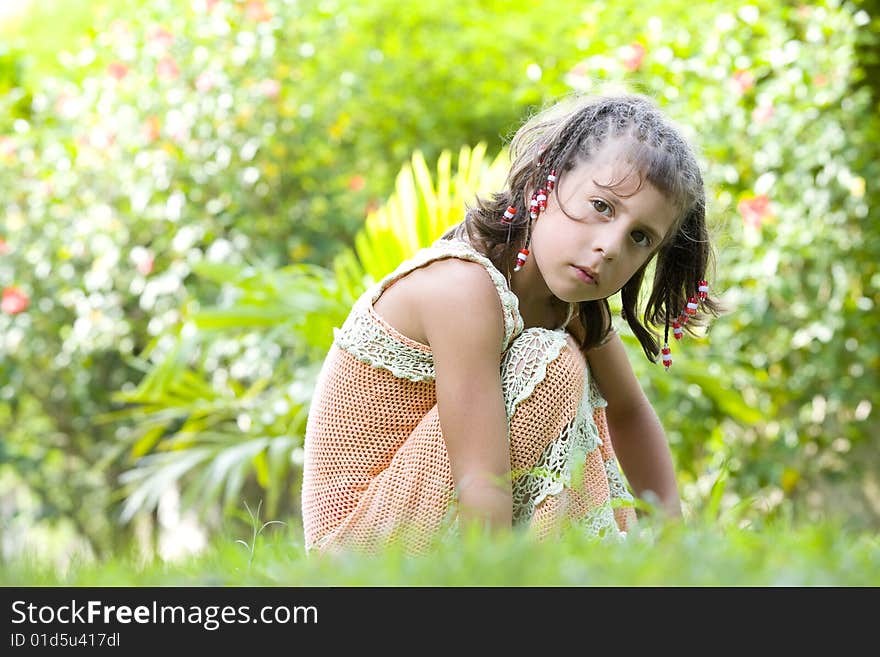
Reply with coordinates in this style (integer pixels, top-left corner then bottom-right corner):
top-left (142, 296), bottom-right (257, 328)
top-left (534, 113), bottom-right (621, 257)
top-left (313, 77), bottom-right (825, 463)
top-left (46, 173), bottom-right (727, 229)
top-left (546, 169), bottom-right (557, 191)
top-left (514, 248), bottom-right (529, 272)
top-left (536, 188), bottom-right (548, 211)
top-left (662, 282), bottom-right (709, 369)
top-left (698, 279), bottom-right (709, 301)
top-left (529, 194), bottom-right (539, 220)
top-left (502, 205), bottom-right (517, 224)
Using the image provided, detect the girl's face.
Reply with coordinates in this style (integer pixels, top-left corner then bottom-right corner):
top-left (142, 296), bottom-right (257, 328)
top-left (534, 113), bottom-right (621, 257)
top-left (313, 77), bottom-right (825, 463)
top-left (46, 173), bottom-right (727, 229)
top-left (527, 143), bottom-right (678, 304)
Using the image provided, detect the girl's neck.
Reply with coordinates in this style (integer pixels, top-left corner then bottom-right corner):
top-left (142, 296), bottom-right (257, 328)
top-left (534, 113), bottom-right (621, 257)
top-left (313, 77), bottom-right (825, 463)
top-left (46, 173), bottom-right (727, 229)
top-left (516, 296), bottom-right (571, 330)
top-left (510, 265), bottom-right (571, 330)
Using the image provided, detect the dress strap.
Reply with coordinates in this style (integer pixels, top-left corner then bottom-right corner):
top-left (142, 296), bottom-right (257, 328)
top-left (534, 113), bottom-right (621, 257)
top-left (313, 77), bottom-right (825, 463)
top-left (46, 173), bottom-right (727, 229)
top-left (370, 238), bottom-right (524, 351)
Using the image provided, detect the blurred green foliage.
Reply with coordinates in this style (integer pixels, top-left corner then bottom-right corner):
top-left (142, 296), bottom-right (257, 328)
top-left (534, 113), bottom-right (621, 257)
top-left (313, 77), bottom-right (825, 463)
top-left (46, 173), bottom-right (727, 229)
top-left (1, 0), bottom-right (878, 566)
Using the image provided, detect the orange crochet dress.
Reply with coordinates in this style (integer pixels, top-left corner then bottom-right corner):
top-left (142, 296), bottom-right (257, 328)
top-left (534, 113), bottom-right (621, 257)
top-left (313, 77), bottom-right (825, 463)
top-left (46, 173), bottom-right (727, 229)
top-left (301, 238), bottom-right (636, 554)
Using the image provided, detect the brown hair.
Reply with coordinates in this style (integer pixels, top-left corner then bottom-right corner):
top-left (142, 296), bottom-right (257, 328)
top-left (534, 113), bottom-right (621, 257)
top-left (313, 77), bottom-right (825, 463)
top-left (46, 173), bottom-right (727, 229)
top-left (442, 93), bottom-right (721, 362)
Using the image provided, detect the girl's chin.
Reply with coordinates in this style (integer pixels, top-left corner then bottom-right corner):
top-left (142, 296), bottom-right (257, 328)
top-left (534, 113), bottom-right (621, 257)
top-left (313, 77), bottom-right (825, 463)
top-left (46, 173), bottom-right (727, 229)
top-left (549, 282), bottom-right (605, 304)
top-left (547, 272), bottom-right (605, 303)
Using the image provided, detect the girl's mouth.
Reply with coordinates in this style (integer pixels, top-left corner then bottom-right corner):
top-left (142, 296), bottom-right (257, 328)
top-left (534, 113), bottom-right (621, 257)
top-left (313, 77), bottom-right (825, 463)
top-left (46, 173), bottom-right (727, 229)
top-left (572, 266), bottom-right (599, 285)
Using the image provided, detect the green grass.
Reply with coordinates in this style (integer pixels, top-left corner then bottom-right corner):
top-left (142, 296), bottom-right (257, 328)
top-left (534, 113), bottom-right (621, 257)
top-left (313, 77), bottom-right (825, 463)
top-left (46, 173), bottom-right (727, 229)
top-left (3, 516), bottom-right (878, 586)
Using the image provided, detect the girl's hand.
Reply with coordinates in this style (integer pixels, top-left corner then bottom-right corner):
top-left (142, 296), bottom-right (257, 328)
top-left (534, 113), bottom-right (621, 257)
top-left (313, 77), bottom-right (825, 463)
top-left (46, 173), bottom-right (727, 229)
top-left (585, 330), bottom-right (682, 519)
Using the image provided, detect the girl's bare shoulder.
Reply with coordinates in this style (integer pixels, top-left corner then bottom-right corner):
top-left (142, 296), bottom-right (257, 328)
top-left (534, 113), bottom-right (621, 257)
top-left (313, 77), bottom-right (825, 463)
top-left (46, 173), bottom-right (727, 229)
top-left (372, 257), bottom-right (505, 350)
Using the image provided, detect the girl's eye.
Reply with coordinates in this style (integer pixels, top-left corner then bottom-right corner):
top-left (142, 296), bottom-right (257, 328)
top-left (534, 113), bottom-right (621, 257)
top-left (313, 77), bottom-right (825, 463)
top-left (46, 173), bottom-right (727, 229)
top-left (631, 230), bottom-right (652, 247)
top-left (591, 199), bottom-right (613, 216)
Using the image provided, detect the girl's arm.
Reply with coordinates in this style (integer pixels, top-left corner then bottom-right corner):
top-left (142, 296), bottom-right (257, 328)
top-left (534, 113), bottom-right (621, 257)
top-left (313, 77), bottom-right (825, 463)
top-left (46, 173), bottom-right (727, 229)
top-left (585, 332), bottom-right (682, 518)
top-left (417, 260), bottom-right (513, 531)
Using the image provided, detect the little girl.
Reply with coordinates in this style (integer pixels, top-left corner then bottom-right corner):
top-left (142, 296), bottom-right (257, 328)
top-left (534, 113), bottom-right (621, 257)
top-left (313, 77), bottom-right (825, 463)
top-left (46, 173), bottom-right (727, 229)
top-left (301, 93), bottom-right (720, 554)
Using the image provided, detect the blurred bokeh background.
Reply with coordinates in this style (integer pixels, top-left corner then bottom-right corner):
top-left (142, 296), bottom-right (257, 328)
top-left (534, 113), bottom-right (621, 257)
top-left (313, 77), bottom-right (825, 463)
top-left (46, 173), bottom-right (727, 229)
top-left (1, 0), bottom-right (878, 570)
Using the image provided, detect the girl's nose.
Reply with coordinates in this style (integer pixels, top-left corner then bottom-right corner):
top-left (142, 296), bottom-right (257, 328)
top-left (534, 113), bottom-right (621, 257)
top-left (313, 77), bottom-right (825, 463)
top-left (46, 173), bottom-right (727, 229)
top-left (593, 227), bottom-right (623, 261)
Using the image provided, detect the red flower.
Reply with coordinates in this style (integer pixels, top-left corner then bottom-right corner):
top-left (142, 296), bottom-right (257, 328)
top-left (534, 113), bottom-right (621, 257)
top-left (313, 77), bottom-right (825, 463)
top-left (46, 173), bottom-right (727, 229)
top-left (364, 198), bottom-right (380, 216)
top-left (0, 237), bottom-right (10, 255)
top-left (157, 56), bottom-right (180, 81)
top-left (733, 69), bottom-right (755, 94)
top-left (143, 116), bottom-right (162, 142)
top-left (258, 79), bottom-right (280, 98)
top-left (245, 0), bottom-right (272, 22)
top-left (348, 175), bottom-right (366, 192)
top-left (137, 254), bottom-right (155, 276)
top-left (2, 287), bottom-right (29, 315)
top-left (107, 61), bottom-right (129, 80)
top-left (568, 62), bottom-right (590, 78)
top-left (0, 136), bottom-right (14, 160)
top-left (196, 72), bottom-right (215, 93)
top-left (738, 194), bottom-right (772, 229)
top-left (752, 104), bottom-right (775, 124)
top-left (149, 28), bottom-right (175, 49)
top-left (620, 43), bottom-right (646, 72)
top-left (55, 93), bottom-right (78, 119)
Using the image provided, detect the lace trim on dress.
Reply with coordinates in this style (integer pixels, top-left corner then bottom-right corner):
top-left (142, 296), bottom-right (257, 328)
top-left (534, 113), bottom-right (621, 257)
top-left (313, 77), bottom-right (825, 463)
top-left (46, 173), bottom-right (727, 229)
top-left (333, 295), bottom-right (436, 382)
top-left (578, 504), bottom-right (625, 539)
top-left (587, 376), bottom-right (608, 410)
top-left (510, 359), bottom-right (606, 526)
top-left (604, 458), bottom-right (634, 504)
top-left (500, 328), bottom-right (568, 419)
top-left (499, 327), bottom-right (616, 532)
